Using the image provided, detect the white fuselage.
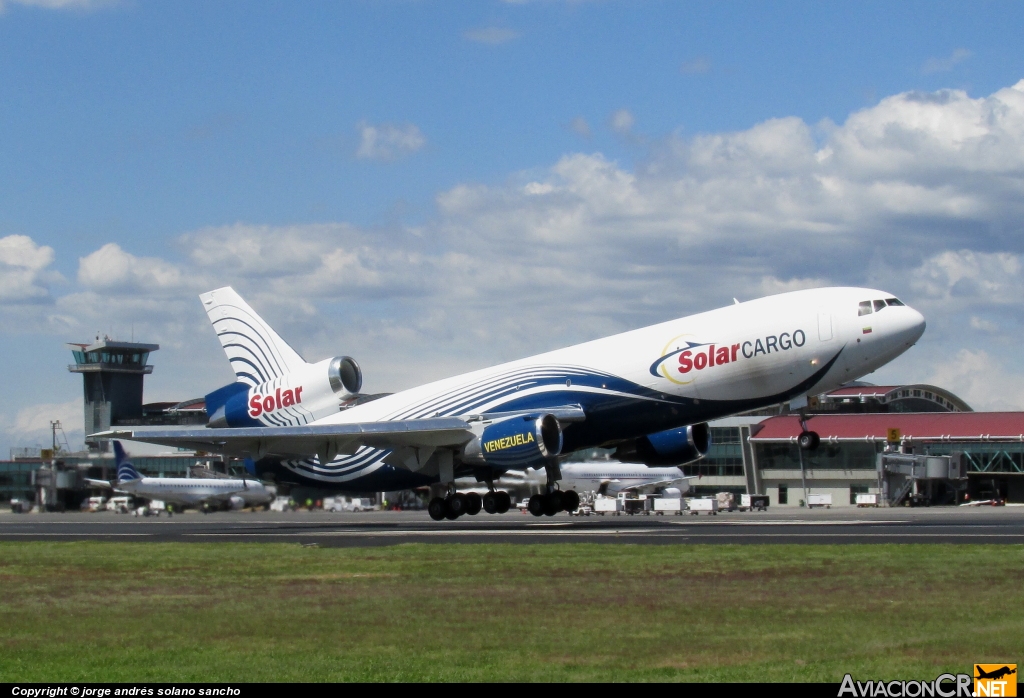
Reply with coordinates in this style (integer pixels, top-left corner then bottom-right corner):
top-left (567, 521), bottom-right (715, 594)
top-left (118, 477), bottom-right (273, 508)
top-left (454, 462), bottom-right (688, 497)
top-left (268, 287), bottom-right (924, 487)
top-left (557, 463), bottom-right (688, 496)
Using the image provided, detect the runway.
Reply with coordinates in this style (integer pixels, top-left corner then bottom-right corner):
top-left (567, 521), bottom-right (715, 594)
top-left (3, 506), bottom-right (1024, 546)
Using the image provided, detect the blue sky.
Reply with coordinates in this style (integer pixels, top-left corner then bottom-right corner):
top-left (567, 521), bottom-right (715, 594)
top-left (2, 0), bottom-right (1024, 452)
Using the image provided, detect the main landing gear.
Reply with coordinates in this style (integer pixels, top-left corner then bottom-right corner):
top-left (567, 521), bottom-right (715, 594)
top-left (428, 490), bottom-right (511, 521)
top-left (527, 489), bottom-right (580, 517)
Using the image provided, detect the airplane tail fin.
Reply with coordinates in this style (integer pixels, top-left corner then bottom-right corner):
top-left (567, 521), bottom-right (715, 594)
top-left (113, 441), bottom-right (142, 482)
top-left (200, 287), bottom-right (307, 387)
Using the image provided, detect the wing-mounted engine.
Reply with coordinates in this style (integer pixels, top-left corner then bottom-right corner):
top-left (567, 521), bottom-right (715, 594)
top-left (462, 414), bottom-right (563, 470)
top-left (227, 495), bottom-right (246, 510)
top-left (613, 422), bottom-right (710, 466)
top-left (205, 356), bottom-right (362, 428)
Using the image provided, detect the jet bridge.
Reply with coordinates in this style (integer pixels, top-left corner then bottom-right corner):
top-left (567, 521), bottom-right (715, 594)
top-left (876, 451), bottom-right (967, 507)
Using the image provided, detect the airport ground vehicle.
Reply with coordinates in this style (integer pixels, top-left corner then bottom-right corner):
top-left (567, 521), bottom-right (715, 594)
top-left (105, 496), bottom-right (133, 513)
top-left (323, 496), bottom-right (375, 512)
top-left (10, 498), bottom-right (28, 513)
top-left (132, 499), bottom-right (170, 517)
top-left (716, 492), bottom-right (737, 512)
top-left (80, 496), bottom-right (107, 512)
top-left (688, 498), bottom-right (719, 515)
top-left (269, 496), bottom-right (293, 512)
top-left (740, 494), bottom-right (769, 511)
top-left (653, 497), bottom-right (684, 514)
top-left (807, 493), bottom-right (833, 509)
top-left (856, 493), bottom-right (879, 507)
top-left (594, 496), bottom-right (621, 515)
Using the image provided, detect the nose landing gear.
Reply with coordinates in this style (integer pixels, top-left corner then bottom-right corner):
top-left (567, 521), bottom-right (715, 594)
top-left (797, 411), bottom-right (820, 451)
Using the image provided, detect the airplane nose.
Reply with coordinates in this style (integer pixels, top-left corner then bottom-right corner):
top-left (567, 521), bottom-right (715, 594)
top-left (903, 307), bottom-right (926, 345)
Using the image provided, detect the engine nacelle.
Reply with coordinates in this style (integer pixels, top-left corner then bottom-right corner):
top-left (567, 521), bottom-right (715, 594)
top-left (228, 495), bottom-right (246, 510)
top-left (614, 423), bottom-right (710, 466)
top-left (206, 356), bottom-right (362, 428)
top-left (462, 414), bottom-right (563, 470)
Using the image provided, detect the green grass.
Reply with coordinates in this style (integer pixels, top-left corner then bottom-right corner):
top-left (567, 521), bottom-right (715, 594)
top-left (0, 542), bottom-right (1021, 681)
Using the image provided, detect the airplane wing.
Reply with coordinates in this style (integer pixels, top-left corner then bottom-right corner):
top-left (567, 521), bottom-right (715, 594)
top-left (84, 478), bottom-right (113, 489)
top-left (93, 406), bottom-right (587, 468)
top-left (92, 417), bottom-right (478, 463)
top-left (620, 476), bottom-right (695, 495)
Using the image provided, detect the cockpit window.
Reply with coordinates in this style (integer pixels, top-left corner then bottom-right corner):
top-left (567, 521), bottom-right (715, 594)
top-left (858, 301), bottom-right (872, 316)
top-left (885, 298), bottom-right (905, 306)
top-left (873, 299), bottom-right (886, 312)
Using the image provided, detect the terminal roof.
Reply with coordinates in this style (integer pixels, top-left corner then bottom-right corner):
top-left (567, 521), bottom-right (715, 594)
top-left (750, 413), bottom-right (1024, 443)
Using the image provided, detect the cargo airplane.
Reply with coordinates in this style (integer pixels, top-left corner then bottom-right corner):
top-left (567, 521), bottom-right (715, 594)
top-left (96, 287), bottom-right (925, 521)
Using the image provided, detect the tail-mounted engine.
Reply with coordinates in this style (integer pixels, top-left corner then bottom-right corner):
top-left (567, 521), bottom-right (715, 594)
top-left (205, 356), bottom-right (362, 428)
top-left (614, 422), bottom-right (710, 466)
top-left (462, 414), bottom-right (563, 470)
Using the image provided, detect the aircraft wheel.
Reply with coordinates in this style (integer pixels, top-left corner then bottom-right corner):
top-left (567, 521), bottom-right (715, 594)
top-left (798, 430), bottom-right (820, 450)
top-left (562, 490), bottom-right (580, 512)
top-left (465, 492), bottom-right (482, 515)
top-left (482, 492), bottom-right (499, 514)
top-left (497, 491), bottom-right (512, 514)
top-left (446, 493), bottom-right (468, 519)
top-left (428, 497), bottom-right (447, 521)
top-left (527, 494), bottom-right (546, 517)
top-left (544, 492), bottom-right (561, 516)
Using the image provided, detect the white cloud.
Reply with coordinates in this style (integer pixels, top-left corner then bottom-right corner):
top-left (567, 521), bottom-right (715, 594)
top-left (0, 235), bottom-right (60, 303)
top-left (610, 108), bottom-right (634, 135)
top-left (0, 398), bottom-right (84, 455)
top-left (78, 243), bottom-right (190, 293)
top-left (908, 250), bottom-right (1023, 305)
top-left (463, 27), bottom-right (521, 45)
top-left (925, 350), bottom-right (1024, 411)
top-left (922, 48), bottom-right (971, 75)
top-left (0, 0), bottom-right (117, 12)
top-left (355, 121), bottom-right (426, 161)
top-left (569, 116), bottom-right (591, 138)
top-left (680, 57), bottom-right (711, 74)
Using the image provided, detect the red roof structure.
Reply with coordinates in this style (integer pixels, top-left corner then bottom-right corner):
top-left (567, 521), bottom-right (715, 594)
top-left (749, 413), bottom-right (1024, 444)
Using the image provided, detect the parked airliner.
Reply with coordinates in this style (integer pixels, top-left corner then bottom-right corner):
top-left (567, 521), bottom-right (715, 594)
top-left (456, 462), bottom-right (690, 501)
top-left (87, 442), bottom-right (275, 511)
top-left (96, 286), bottom-right (925, 521)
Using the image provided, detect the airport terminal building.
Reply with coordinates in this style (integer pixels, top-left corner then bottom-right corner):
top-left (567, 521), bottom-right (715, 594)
top-left (693, 385), bottom-right (1023, 505)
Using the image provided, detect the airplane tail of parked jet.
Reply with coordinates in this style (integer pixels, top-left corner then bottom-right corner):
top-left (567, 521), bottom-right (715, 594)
top-left (114, 441), bottom-right (142, 482)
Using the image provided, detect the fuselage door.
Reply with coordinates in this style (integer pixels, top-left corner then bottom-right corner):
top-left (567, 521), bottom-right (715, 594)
top-left (817, 308), bottom-right (833, 342)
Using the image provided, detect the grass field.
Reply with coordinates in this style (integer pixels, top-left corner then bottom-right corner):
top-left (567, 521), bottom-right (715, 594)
top-left (0, 542), bottom-right (1021, 682)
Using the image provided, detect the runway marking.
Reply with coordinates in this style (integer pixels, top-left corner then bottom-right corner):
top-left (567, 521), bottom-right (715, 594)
top-left (0, 533), bottom-right (154, 536)
top-left (185, 528), bottom-right (667, 537)
top-left (670, 520), bottom-right (910, 526)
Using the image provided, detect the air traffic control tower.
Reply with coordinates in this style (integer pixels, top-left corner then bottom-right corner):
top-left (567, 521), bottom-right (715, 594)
top-left (68, 338), bottom-right (158, 452)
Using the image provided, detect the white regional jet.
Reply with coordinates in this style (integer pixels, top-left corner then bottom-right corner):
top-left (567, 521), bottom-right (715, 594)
top-left (87, 441), bottom-right (275, 511)
top-left (96, 286), bottom-right (925, 522)
top-left (456, 462), bottom-right (690, 500)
